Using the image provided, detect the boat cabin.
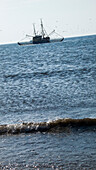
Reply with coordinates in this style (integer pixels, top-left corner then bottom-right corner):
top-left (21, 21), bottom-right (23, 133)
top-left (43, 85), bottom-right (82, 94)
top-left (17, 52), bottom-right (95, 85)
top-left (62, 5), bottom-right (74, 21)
top-left (33, 35), bottom-right (50, 44)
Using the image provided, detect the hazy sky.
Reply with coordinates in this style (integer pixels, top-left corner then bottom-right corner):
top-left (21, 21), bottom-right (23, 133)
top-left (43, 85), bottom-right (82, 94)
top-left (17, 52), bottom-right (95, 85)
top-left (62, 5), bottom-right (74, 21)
top-left (0, 0), bottom-right (96, 44)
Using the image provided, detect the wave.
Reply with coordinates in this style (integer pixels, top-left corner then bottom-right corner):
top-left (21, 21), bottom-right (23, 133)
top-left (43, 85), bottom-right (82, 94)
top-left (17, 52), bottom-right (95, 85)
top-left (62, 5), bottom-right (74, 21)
top-left (0, 118), bottom-right (96, 135)
top-left (4, 66), bottom-right (95, 81)
top-left (4, 70), bottom-right (62, 80)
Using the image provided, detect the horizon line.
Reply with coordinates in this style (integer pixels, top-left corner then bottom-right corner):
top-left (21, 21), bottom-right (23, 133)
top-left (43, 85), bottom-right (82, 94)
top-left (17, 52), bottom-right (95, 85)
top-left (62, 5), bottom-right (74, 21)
top-left (0, 33), bottom-right (96, 45)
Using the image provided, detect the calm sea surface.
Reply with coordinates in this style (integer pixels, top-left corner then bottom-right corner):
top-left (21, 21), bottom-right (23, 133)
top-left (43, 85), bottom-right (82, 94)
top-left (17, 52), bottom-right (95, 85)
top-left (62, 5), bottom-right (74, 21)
top-left (0, 35), bottom-right (96, 169)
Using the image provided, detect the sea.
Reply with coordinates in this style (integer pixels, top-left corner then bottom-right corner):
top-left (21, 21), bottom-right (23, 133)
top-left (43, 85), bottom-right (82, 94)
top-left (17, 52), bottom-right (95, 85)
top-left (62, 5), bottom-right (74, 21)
top-left (0, 35), bottom-right (96, 169)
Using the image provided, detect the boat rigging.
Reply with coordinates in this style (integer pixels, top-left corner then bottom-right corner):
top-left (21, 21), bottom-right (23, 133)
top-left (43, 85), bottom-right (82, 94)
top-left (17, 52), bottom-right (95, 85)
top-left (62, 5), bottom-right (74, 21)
top-left (18, 19), bottom-right (64, 46)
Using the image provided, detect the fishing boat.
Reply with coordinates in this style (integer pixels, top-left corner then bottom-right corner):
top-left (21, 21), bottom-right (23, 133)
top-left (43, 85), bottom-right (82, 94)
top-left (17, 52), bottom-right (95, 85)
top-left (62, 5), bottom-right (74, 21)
top-left (18, 19), bottom-right (64, 46)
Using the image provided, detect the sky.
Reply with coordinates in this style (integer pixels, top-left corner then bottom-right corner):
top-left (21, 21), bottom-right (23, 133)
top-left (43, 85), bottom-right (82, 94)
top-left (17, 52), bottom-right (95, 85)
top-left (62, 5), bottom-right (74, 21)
top-left (0, 0), bottom-right (96, 44)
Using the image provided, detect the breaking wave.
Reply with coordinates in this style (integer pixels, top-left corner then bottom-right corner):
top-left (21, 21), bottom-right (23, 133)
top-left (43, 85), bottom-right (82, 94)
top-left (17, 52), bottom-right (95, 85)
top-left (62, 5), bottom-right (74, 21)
top-left (0, 118), bottom-right (96, 135)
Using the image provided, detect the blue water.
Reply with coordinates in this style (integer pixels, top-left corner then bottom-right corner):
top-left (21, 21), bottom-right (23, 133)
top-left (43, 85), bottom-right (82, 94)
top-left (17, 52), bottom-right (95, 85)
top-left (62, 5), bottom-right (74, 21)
top-left (0, 35), bottom-right (96, 169)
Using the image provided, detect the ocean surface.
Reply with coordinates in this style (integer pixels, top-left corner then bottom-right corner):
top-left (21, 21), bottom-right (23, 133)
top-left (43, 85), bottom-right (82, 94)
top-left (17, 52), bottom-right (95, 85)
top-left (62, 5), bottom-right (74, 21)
top-left (0, 35), bottom-right (96, 169)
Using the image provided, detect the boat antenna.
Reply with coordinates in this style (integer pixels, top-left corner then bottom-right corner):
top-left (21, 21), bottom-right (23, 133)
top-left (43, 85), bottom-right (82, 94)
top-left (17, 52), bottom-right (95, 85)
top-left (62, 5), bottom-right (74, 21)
top-left (40, 19), bottom-right (45, 38)
top-left (33, 23), bottom-right (36, 36)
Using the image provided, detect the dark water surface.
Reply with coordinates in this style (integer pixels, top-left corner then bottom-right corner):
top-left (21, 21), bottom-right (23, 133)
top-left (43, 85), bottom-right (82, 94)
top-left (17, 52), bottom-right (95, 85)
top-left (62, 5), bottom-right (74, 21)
top-left (0, 35), bottom-right (96, 169)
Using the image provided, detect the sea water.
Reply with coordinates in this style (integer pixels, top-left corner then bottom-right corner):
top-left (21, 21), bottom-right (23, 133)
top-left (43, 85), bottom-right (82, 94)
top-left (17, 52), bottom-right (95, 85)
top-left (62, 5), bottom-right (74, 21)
top-left (0, 35), bottom-right (96, 169)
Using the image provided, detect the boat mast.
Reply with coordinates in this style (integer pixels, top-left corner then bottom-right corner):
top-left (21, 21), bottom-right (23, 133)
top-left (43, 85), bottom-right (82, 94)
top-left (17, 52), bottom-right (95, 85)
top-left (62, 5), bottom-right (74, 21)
top-left (41, 19), bottom-right (45, 38)
top-left (33, 24), bottom-right (36, 36)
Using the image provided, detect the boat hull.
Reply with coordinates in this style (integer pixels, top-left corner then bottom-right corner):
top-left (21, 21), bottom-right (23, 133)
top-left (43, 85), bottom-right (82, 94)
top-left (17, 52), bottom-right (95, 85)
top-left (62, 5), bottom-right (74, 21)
top-left (18, 38), bottom-right (64, 46)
